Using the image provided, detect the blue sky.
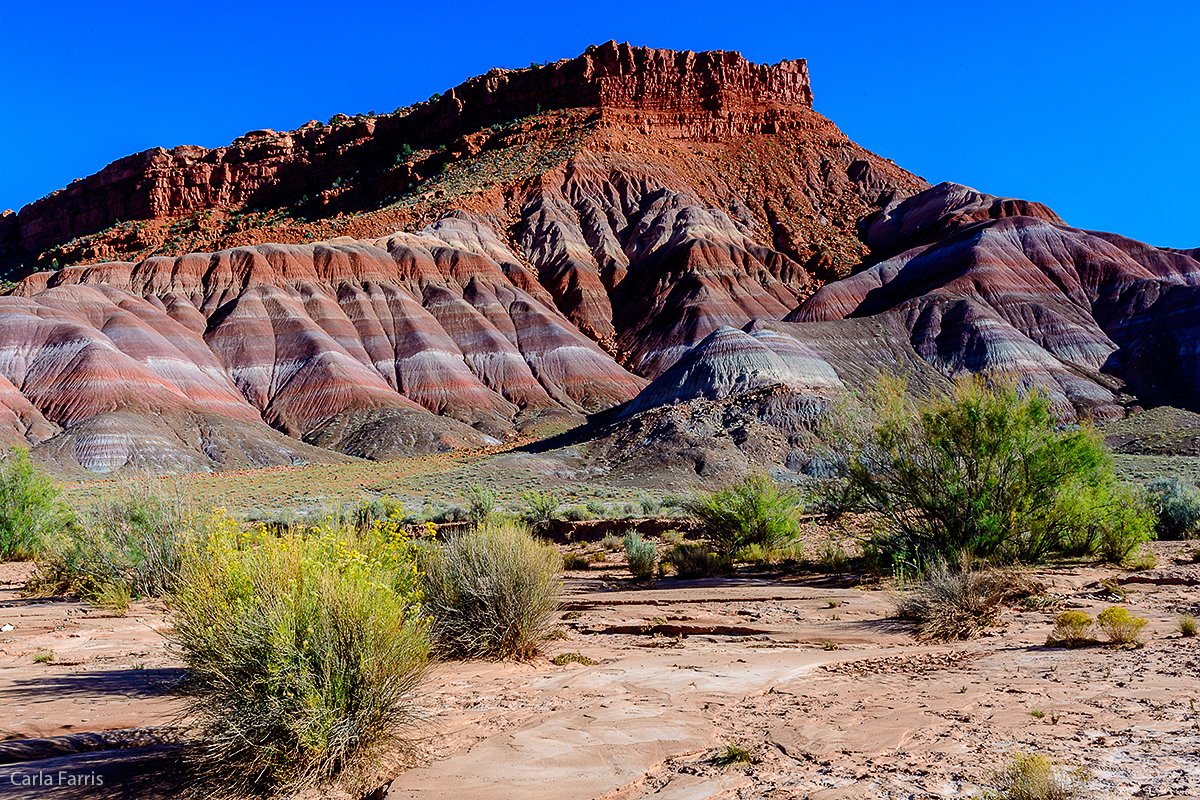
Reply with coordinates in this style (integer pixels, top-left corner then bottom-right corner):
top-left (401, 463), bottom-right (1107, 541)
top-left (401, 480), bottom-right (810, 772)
top-left (3, 1), bottom-right (1197, 247)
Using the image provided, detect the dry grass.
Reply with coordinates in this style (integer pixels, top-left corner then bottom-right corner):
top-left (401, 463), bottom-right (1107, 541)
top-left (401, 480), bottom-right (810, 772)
top-left (421, 520), bottom-right (562, 660)
top-left (895, 557), bottom-right (1041, 641)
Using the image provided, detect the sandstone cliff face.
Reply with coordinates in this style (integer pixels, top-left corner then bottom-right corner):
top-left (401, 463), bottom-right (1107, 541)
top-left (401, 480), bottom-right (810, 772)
top-left (1, 42), bottom-right (812, 267)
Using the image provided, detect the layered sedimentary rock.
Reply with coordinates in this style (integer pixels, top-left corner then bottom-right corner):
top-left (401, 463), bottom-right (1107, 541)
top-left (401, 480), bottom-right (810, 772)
top-left (2, 228), bottom-right (650, 471)
top-left (0, 42), bottom-right (814, 268)
top-left (4, 44), bottom-right (1196, 476)
top-left (787, 185), bottom-right (1200, 419)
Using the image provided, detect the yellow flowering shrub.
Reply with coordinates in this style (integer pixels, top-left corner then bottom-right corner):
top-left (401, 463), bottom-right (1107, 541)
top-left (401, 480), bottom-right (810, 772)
top-left (170, 504), bottom-right (429, 795)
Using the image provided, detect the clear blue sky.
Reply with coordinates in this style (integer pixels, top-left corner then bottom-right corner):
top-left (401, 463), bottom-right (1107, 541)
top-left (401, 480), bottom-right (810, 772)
top-left (3, 1), bottom-right (1197, 247)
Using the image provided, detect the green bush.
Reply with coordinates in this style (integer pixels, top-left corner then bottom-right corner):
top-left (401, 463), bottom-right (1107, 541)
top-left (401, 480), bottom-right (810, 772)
top-left (170, 512), bottom-right (429, 796)
top-left (421, 520), bottom-right (562, 659)
top-left (463, 485), bottom-right (498, 527)
top-left (1145, 477), bottom-right (1200, 539)
top-left (1093, 485), bottom-right (1156, 564)
top-left (683, 474), bottom-right (803, 557)
top-left (0, 447), bottom-right (73, 560)
top-left (623, 531), bottom-right (657, 580)
top-left (835, 377), bottom-right (1120, 565)
top-left (562, 551), bottom-right (589, 570)
top-left (29, 483), bottom-right (193, 602)
top-left (669, 543), bottom-right (731, 578)
top-left (564, 505), bottom-right (592, 522)
top-left (520, 491), bottom-right (560, 532)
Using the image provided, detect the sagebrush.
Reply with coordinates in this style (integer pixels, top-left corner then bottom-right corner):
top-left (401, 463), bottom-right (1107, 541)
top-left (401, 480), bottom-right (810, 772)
top-left (623, 531), bottom-right (657, 579)
top-left (421, 520), bottom-right (562, 659)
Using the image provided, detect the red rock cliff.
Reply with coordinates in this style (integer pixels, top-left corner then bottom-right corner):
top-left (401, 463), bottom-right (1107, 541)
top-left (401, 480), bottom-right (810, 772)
top-left (1, 42), bottom-right (811, 269)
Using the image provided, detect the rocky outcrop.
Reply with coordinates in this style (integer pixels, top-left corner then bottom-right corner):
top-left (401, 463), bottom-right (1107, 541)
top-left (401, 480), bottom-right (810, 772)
top-left (589, 181), bottom-right (1198, 482)
top-left (7, 46), bottom-right (1195, 477)
top-left (1, 43), bottom-right (812, 268)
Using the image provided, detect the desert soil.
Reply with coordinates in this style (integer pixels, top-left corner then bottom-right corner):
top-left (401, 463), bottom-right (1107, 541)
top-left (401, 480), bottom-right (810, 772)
top-left (2, 545), bottom-right (1199, 799)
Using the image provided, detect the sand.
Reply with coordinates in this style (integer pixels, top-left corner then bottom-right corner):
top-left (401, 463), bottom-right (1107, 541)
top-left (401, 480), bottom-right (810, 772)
top-left (2, 546), bottom-right (1200, 799)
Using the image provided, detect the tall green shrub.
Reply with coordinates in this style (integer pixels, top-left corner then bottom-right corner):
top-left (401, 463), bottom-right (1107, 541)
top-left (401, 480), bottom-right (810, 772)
top-left (0, 446), bottom-right (72, 560)
top-left (837, 377), bottom-right (1117, 564)
top-left (683, 474), bottom-right (803, 557)
top-left (1145, 477), bottom-right (1200, 539)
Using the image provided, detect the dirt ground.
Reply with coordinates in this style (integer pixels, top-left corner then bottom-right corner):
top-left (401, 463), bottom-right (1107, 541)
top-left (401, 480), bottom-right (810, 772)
top-left (2, 543), bottom-right (1200, 799)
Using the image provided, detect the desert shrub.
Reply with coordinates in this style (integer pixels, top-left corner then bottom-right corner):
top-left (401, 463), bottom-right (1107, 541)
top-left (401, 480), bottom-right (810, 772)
top-left (463, 485), bottom-right (499, 527)
top-left (1096, 605), bottom-right (1147, 646)
top-left (29, 483), bottom-right (194, 602)
top-left (1092, 485), bottom-right (1156, 564)
top-left (669, 543), bottom-right (731, 578)
top-left (350, 497), bottom-right (404, 533)
top-left (564, 505), bottom-right (592, 522)
top-left (585, 499), bottom-right (608, 517)
top-left (1145, 477), bottom-right (1200, 539)
top-left (684, 474), bottom-right (803, 557)
top-left (426, 504), bottom-right (468, 524)
top-left (601, 532), bottom-right (623, 551)
top-left (663, 530), bottom-right (684, 547)
top-left (1047, 610), bottom-right (1093, 646)
top-left (0, 446), bottom-right (73, 560)
top-left (170, 511), bottom-right (428, 796)
top-left (894, 556), bottom-right (1038, 641)
top-left (638, 494), bottom-right (662, 516)
top-left (421, 520), bottom-right (562, 659)
top-left (815, 536), bottom-right (846, 573)
top-left (1177, 614), bottom-right (1197, 637)
top-left (520, 491), bottom-right (560, 532)
top-left (981, 752), bottom-right (1088, 800)
top-left (714, 744), bottom-right (756, 766)
top-left (835, 377), bottom-right (1115, 566)
top-left (735, 542), bottom-right (773, 565)
top-left (562, 551), bottom-right (589, 570)
top-left (623, 531), bottom-right (657, 580)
